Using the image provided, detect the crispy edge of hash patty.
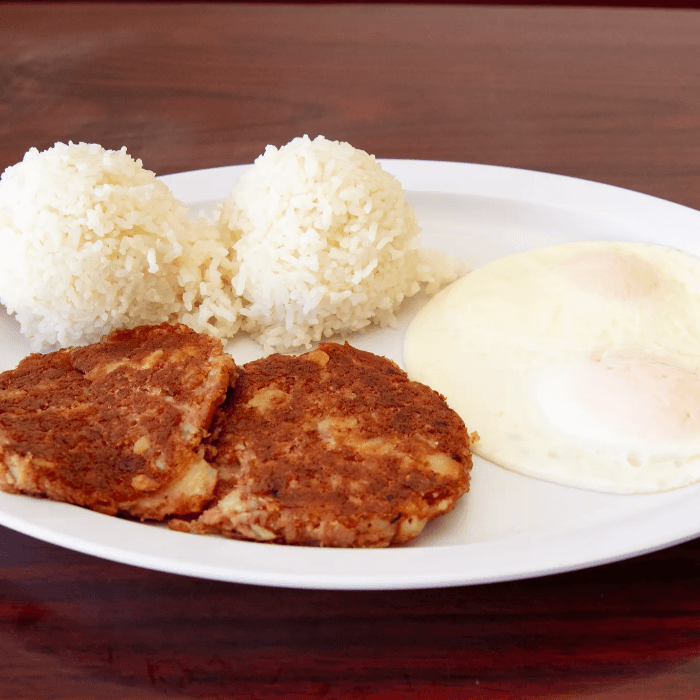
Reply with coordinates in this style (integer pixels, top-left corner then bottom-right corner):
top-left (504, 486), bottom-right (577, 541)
top-left (0, 323), bottom-right (235, 520)
top-left (170, 342), bottom-right (472, 547)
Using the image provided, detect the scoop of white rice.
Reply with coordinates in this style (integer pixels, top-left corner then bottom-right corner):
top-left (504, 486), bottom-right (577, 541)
top-left (0, 138), bottom-right (464, 354)
top-left (219, 135), bottom-right (465, 352)
top-left (0, 142), bottom-right (241, 351)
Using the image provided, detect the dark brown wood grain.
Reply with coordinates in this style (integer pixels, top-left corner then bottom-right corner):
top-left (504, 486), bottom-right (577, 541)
top-left (2, 524), bottom-right (700, 699)
top-left (1, 3), bottom-right (700, 698)
top-left (2, 4), bottom-right (700, 209)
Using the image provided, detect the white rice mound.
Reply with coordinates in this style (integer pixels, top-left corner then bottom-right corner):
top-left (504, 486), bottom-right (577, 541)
top-left (219, 135), bottom-right (466, 352)
top-left (0, 142), bottom-right (241, 351)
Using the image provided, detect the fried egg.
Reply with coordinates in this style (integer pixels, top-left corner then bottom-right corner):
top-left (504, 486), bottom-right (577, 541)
top-left (404, 241), bottom-right (700, 494)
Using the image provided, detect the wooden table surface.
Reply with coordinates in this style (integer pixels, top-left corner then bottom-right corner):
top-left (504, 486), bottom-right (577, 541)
top-left (2, 3), bottom-right (700, 698)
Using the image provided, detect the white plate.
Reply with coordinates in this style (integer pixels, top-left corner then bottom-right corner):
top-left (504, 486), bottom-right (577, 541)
top-left (2, 160), bottom-right (700, 590)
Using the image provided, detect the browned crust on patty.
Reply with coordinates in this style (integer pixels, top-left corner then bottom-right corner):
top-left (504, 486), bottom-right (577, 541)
top-left (0, 323), bottom-right (235, 519)
top-left (170, 342), bottom-right (472, 547)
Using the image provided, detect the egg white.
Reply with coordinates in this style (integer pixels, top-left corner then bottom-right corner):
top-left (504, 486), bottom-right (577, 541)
top-left (404, 241), bottom-right (700, 494)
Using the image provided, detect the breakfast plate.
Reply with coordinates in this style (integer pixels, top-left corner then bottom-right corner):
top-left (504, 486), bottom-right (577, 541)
top-left (1, 159), bottom-right (700, 589)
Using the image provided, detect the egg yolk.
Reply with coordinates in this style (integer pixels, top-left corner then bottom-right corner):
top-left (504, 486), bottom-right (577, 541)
top-left (561, 250), bottom-right (661, 301)
top-left (537, 353), bottom-right (700, 449)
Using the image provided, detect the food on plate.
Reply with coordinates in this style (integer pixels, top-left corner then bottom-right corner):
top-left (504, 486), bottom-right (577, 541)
top-left (170, 342), bottom-right (472, 547)
top-left (0, 142), bottom-right (241, 352)
top-left (0, 137), bottom-right (464, 355)
top-left (0, 323), bottom-right (234, 519)
top-left (217, 135), bottom-right (465, 352)
top-left (404, 241), bottom-right (700, 494)
top-left (0, 322), bottom-right (470, 547)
